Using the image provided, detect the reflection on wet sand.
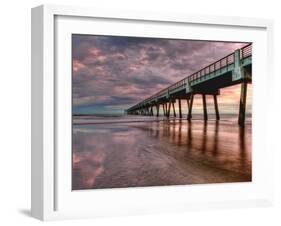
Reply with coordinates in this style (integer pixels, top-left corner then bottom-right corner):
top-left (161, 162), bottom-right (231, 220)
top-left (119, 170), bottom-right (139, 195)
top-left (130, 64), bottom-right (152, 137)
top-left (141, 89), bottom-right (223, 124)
top-left (72, 119), bottom-right (251, 190)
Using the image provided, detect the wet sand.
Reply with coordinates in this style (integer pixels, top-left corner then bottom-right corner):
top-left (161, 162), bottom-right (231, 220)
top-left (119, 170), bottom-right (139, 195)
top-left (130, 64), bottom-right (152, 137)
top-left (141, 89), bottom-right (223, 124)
top-left (72, 119), bottom-right (251, 190)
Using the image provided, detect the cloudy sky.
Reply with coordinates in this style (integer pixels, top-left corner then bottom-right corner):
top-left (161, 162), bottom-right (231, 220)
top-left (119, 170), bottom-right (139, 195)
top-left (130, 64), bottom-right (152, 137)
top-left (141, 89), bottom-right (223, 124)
top-left (72, 35), bottom-right (251, 115)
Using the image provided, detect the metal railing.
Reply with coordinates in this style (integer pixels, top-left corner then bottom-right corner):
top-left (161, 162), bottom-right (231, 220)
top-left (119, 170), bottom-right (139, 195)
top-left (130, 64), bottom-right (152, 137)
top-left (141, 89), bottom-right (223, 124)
top-left (187, 52), bottom-right (234, 83)
top-left (240, 43), bottom-right (252, 59)
top-left (128, 43), bottom-right (252, 111)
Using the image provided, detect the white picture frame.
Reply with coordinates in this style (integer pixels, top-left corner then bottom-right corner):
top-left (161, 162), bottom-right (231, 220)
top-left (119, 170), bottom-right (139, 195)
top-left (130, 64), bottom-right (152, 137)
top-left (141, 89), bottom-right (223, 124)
top-left (31, 4), bottom-right (274, 221)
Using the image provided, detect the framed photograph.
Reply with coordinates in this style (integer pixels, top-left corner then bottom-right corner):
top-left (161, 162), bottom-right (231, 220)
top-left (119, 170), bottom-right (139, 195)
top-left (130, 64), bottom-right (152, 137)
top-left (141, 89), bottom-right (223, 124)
top-left (31, 4), bottom-right (274, 221)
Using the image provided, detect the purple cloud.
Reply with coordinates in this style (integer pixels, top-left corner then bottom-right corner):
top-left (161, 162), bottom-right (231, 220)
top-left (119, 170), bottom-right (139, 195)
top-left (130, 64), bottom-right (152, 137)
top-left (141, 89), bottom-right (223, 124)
top-left (72, 35), bottom-right (247, 114)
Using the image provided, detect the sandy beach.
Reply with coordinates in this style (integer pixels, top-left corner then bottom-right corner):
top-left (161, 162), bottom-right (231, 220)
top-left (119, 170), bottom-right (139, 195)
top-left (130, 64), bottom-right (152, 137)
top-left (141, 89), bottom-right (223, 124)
top-left (72, 117), bottom-right (251, 190)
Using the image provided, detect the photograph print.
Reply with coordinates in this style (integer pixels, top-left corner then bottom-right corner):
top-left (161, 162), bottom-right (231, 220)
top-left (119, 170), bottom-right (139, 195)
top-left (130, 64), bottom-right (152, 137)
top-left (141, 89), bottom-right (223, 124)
top-left (72, 34), bottom-right (252, 190)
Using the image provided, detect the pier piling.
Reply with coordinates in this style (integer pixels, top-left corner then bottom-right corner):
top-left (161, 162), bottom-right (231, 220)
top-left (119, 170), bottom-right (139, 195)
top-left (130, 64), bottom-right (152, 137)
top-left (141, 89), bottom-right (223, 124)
top-left (202, 94), bottom-right (208, 121)
top-left (213, 95), bottom-right (220, 120)
top-left (178, 98), bottom-right (182, 118)
top-left (238, 81), bottom-right (248, 126)
top-left (172, 101), bottom-right (176, 117)
top-left (188, 94), bottom-right (194, 121)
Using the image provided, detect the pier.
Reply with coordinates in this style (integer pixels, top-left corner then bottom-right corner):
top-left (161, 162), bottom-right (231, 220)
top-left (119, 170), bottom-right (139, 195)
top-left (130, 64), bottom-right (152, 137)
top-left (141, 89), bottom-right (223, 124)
top-left (126, 44), bottom-right (252, 126)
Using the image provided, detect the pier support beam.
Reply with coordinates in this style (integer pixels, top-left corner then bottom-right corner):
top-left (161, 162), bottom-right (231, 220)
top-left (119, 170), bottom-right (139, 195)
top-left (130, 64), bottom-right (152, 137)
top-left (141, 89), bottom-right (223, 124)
top-left (186, 98), bottom-right (190, 119)
top-left (178, 98), bottom-right (182, 118)
top-left (167, 100), bottom-right (172, 118)
top-left (238, 81), bottom-right (248, 126)
top-left (162, 104), bottom-right (166, 116)
top-left (213, 95), bottom-right (220, 120)
top-left (151, 106), bottom-right (154, 116)
top-left (156, 104), bottom-right (159, 117)
top-left (187, 98), bottom-right (190, 109)
top-left (172, 101), bottom-right (176, 117)
top-left (188, 94), bottom-right (194, 121)
top-left (202, 94), bottom-right (208, 121)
